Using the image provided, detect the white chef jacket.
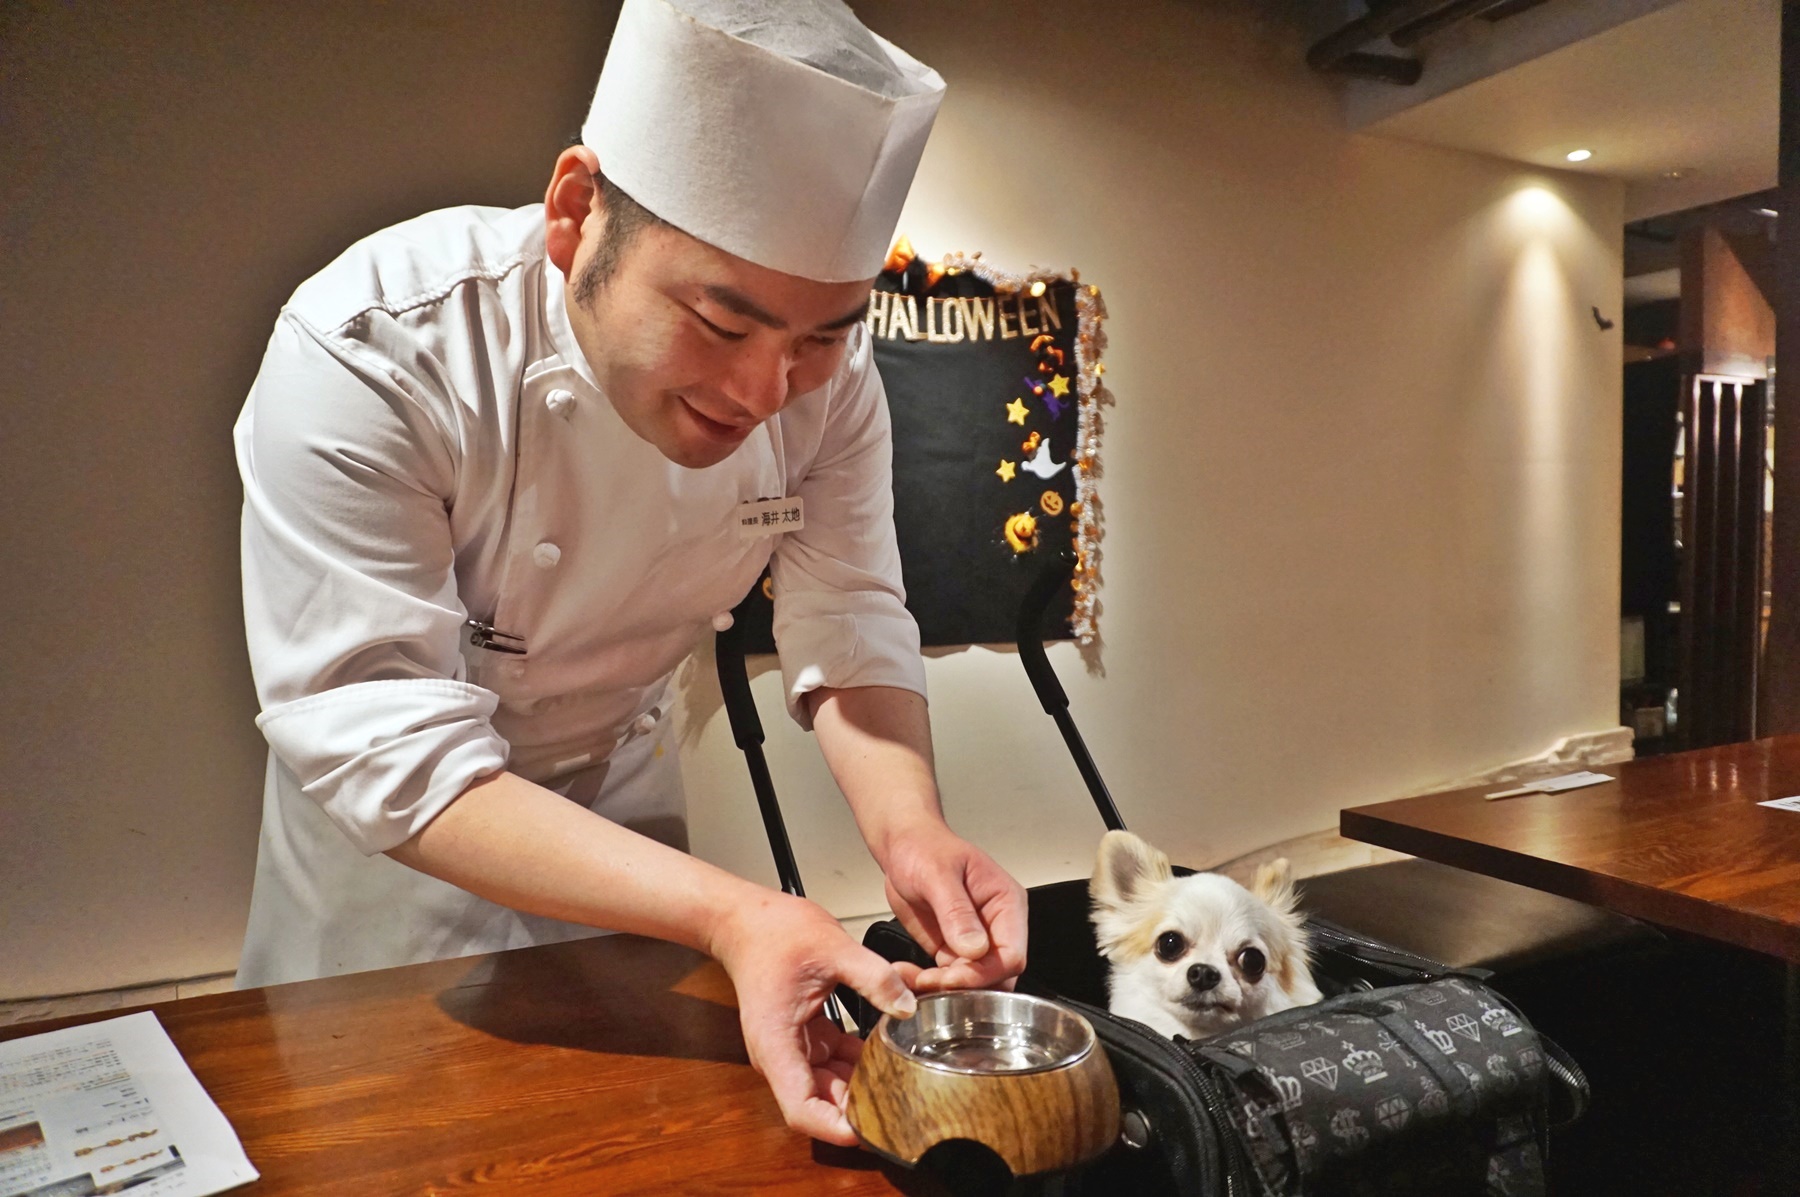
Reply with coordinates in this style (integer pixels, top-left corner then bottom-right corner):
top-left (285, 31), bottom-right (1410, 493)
top-left (233, 204), bottom-right (925, 987)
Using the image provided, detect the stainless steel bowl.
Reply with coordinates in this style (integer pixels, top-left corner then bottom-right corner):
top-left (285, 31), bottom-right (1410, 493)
top-left (879, 990), bottom-right (1097, 1076)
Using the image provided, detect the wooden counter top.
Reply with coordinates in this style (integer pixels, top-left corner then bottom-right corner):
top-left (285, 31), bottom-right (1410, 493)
top-left (1, 934), bottom-right (929, 1194)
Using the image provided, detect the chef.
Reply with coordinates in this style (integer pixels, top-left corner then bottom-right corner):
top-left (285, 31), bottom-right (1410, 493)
top-left (232, 0), bottom-right (1026, 1145)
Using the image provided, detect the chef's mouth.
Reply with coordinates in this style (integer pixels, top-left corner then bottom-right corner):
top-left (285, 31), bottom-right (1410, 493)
top-left (679, 396), bottom-right (754, 444)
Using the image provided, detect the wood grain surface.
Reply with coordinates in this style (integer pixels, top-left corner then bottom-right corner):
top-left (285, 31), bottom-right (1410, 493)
top-left (845, 1017), bottom-right (1118, 1177)
top-left (0, 935), bottom-right (953, 1195)
top-left (1340, 736), bottom-right (1800, 961)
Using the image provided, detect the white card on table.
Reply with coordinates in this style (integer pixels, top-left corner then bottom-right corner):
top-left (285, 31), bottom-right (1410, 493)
top-left (1757, 795), bottom-right (1800, 812)
top-left (1485, 771), bottom-right (1616, 801)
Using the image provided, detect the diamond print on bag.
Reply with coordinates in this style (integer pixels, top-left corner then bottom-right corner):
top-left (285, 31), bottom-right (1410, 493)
top-left (1300, 1057), bottom-right (1340, 1090)
top-left (1374, 1094), bottom-right (1413, 1133)
top-left (1446, 1012), bottom-right (1481, 1042)
top-left (1187, 976), bottom-right (1567, 1196)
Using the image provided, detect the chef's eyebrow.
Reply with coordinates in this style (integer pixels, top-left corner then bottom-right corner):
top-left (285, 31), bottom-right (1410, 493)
top-left (702, 285), bottom-right (869, 334)
top-left (817, 301), bottom-right (871, 332)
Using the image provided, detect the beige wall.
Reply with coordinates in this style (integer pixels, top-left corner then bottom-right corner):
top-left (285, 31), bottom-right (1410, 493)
top-left (0, 1), bottom-right (1623, 998)
top-left (682, 2), bottom-right (1626, 917)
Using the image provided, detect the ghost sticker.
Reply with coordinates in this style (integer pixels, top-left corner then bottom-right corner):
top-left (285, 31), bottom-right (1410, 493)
top-left (1021, 440), bottom-right (1066, 479)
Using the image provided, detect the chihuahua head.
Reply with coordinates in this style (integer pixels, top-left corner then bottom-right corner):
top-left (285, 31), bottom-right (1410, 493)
top-left (1090, 830), bottom-right (1321, 1040)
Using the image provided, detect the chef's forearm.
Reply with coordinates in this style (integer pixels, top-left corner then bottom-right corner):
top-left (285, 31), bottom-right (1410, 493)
top-left (806, 684), bottom-right (945, 863)
top-left (384, 770), bottom-right (765, 957)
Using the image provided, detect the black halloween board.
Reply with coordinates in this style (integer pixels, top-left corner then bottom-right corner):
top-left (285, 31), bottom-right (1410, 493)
top-left (731, 244), bottom-right (1108, 652)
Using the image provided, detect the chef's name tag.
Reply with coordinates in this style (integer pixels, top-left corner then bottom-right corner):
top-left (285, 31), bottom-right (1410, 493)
top-left (735, 496), bottom-right (805, 539)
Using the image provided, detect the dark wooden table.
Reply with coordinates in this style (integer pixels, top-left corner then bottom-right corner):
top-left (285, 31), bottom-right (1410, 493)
top-left (1340, 734), bottom-right (1800, 1179)
top-left (1339, 735), bottom-right (1800, 963)
top-left (0, 935), bottom-right (931, 1195)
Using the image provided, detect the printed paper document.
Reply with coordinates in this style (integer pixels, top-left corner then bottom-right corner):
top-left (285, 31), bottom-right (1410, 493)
top-left (0, 1012), bottom-right (256, 1196)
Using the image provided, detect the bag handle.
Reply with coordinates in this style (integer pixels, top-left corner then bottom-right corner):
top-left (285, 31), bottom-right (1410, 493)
top-left (1016, 550), bottom-right (1127, 832)
top-left (714, 603), bottom-right (807, 901)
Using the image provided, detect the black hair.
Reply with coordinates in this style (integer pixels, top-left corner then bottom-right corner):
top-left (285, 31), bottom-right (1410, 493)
top-left (574, 168), bottom-right (669, 305)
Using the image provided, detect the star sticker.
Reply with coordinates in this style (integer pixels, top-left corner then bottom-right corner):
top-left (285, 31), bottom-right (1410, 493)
top-left (1048, 374), bottom-right (1071, 398)
top-left (995, 459), bottom-right (1017, 482)
top-left (1005, 397), bottom-right (1030, 425)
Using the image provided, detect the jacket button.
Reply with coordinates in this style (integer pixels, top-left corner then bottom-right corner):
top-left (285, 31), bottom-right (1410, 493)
top-left (545, 389), bottom-right (575, 417)
top-left (532, 541), bottom-right (562, 568)
top-left (633, 713), bottom-right (657, 735)
top-left (711, 611), bottom-right (735, 632)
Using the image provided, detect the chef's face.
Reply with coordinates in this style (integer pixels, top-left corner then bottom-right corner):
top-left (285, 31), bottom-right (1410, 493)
top-left (549, 153), bottom-right (873, 470)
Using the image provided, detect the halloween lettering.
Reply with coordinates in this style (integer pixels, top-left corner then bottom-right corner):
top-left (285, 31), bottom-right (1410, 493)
top-left (865, 290), bottom-right (1061, 344)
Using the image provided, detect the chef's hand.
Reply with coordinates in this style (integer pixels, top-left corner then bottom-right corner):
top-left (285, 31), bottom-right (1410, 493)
top-left (876, 818), bottom-right (1028, 993)
top-left (710, 888), bottom-right (916, 1147)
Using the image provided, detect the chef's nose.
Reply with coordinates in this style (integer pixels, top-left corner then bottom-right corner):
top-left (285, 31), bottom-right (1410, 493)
top-left (720, 340), bottom-right (792, 421)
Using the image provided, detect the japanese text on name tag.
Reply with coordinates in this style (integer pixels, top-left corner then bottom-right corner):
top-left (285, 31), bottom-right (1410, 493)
top-left (735, 496), bottom-right (805, 539)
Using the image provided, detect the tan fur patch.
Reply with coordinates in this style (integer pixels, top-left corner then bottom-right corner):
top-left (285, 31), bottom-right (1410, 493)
top-left (1092, 830), bottom-right (1172, 909)
top-left (1273, 950), bottom-right (1297, 994)
top-left (1252, 858), bottom-right (1292, 906)
top-left (1113, 907), bottom-right (1170, 962)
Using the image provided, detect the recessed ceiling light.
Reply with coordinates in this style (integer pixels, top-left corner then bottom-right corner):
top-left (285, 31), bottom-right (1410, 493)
top-left (1566, 149), bottom-right (1593, 162)
top-left (1661, 167), bottom-right (1698, 180)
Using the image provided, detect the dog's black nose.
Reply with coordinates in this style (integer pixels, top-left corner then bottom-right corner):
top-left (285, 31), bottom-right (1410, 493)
top-left (1187, 963), bottom-right (1221, 992)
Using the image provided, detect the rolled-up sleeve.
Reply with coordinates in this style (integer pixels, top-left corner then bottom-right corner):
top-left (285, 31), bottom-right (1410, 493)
top-left (771, 332), bottom-right (926, 728)
top-left (237, 312), bottom-right (508, 854)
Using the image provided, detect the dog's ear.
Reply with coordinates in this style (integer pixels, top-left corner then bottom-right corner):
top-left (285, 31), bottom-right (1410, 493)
top-left (1091, 830), bottom-right (1172, 910)
top-left (1252, 858), bottom-right (1300, 919)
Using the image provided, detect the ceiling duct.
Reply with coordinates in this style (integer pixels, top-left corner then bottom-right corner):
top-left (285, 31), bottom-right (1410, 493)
top-left (1309, 0), bottom-right (1552, 84)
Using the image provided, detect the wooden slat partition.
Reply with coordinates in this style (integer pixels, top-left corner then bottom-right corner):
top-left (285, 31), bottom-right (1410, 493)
top-left (1679, 375), bottom-right (1769, 747)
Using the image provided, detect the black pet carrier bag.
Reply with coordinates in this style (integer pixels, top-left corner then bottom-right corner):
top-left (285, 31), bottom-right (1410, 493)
top-left (714, 555), bottom-right (1588, 1196)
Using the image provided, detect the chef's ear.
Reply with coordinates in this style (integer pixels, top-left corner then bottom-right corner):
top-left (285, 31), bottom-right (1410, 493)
top-left (544, 145), bottom-right (603, 276)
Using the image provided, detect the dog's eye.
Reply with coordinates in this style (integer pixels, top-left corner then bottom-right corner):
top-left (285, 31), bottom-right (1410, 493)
top-left (1154, 931), bottom-right (1187, 962)
top-left (1236, 946), bottom-right (1267, 981)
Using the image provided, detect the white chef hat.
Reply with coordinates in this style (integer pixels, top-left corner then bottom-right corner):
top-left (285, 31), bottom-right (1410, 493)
top-left (581, 0), bottom-right (945, 283)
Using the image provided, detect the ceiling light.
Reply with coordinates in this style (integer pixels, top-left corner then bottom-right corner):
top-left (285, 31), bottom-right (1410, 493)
top-left (1661, 167), bottom-right (1698, 180)
top-left (1566, 149), bottom-right (1592, 162)
top-left (1755, 207), bottom-right (1780, 218)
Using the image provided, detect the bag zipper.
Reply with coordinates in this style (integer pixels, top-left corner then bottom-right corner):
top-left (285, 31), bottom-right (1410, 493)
top-left (1068, 999), bottom-right (1255, 1197)
top-left (1306, 919), bottom-right (1475, 982)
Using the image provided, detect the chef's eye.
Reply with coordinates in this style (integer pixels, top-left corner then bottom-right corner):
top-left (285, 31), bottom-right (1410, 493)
top-left (689, 307), bottom-right (747, 341)
top-left (1236, 946), bottom-right (1267, 981)
top-left (1154, 931), bottom-right (1186, 962)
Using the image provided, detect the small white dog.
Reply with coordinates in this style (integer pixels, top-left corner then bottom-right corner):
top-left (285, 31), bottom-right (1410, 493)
top-left (1090, 830), bottom-right (1321, 1040)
